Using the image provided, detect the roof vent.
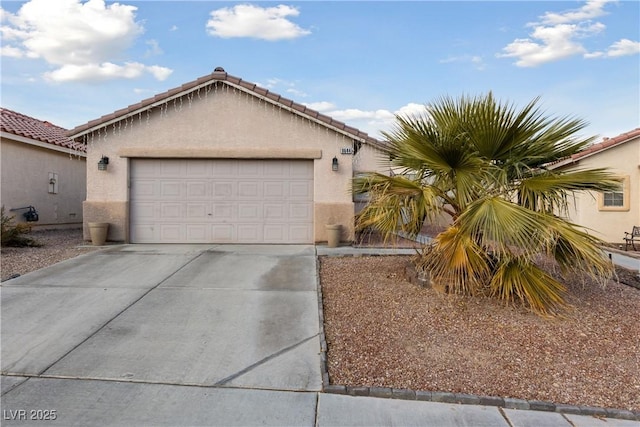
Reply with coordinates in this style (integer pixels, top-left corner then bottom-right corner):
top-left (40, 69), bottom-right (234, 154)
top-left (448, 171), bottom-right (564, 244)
top-left (214, 67), bottom-right (225, 72)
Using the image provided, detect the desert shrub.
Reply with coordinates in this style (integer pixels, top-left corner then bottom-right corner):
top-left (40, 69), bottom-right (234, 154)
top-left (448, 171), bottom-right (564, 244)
top-left (1, 206), bottom-right (41, 247)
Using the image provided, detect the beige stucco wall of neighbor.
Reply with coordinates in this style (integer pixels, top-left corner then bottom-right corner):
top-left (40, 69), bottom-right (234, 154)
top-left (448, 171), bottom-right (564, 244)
top-left (1, 137), bottom-right (86, 228)
top-left (563, 137), bottom-right (639, 243)
top-left (82, 84), bottom-right (362, 243)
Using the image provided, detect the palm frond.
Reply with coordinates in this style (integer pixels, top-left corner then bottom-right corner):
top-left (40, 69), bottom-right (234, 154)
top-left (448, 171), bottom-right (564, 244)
top-left (547, 220), bottom-right (613, 285)
top-left (353, 173), bottom-right (442, 241)
top-left (517, 168), bottom-right (621, 213)
top-left (421, 226), bottom-right (491, 295)
top-left (490, 256), bottom-right (567, 316)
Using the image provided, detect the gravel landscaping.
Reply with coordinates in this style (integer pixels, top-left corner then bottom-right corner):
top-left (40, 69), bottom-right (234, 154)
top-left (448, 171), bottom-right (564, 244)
top-left (320, 255), bottom-right (640, 413)
top-left (1, 228), bottom-right (99, 281)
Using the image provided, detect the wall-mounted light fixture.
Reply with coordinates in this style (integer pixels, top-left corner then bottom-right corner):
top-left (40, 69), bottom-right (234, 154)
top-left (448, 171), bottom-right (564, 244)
top-left (332, 156), bottom-right (339, 172)
top-left (98, 156), bottom-right (109, 171)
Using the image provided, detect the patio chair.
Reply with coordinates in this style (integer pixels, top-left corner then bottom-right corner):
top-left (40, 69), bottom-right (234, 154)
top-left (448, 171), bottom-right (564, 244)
top-left (623, 226), bottom-right (640, 251)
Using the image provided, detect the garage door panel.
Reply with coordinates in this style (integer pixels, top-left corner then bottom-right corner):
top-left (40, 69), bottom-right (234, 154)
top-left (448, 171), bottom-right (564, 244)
top-left (290, 161), bottom-right (314, 178)
top-left (238, 160), bottom-right (263, 176)
top-left (212, 162), bottom-right (237, 176)
top-left (160, 160), bottom-right (184, 177)
top-left (237, 224), bottom-right (260, 242)
top-left (160, 181), bottom-right (183, 199)
top-left (160, 203), bottom-right (183, 219)
top-left (160, 224), bottom-right (183, 242)
top-left (131, 224), bottom-right (155, 242)
top-left (290, 181), bottom-right (313, 199)
top-left (290, 225), bottom-right (312, 242)
top-left (186, 224), bottom-right (209, 241)
top-left (290, 203), bottom-right (312, 220)
top-left (264, 204), bottom-right (285, 221)
top-left (238, 203), bottom-right (261, 221)
top-left (213, 182), bottom-right (235, 199)
top-left (186, 181), bottom-right (208, 198)
top-left (264, 225), bottom-right (286, 241)
top-left (131, 159), bottom-right (313, 243)
top-left (186, 160), bottom-right (211, 176)
top-left (264, 182), bottom-right (286, 199)
top-left (238, 182), bottom-right (261, 199)
top-left (131, 180), bottom-right (156, 198)
top-left (212, 204), bottom-right (233, 220)
top-left (186, 203), bottom-right (209, 219)
top-left (263, 161), bottom-right (287, 178)
top-left (132, 202), bottom-right (155, 219)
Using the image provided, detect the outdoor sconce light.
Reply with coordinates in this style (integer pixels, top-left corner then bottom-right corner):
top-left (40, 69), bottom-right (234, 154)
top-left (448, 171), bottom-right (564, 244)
top-left (98, 156), bottom-right (109, 171)
top-left (332, 156), bottom-right (339, 171)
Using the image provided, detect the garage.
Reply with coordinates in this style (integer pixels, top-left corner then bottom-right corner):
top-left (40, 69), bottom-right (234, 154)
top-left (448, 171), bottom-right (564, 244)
top-left (130, 159), bottom-right (314, 244)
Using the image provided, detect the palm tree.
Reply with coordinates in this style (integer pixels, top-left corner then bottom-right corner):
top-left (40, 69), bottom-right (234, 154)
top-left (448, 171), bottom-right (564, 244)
top-left (353, 93), bottom-right (619, 316)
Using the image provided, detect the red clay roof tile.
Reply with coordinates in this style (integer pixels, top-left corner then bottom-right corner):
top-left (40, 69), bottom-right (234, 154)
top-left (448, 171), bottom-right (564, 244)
top-left (1, 108), bottom-right (85, 152)
top-left (571, 127), bottom-right (640, 161)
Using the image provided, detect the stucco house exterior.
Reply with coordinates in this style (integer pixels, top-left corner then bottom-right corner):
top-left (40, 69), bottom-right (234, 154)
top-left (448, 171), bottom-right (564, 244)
top-left (549, 128), bottom-right (640, 244)
top-left (1, 108), bottom-right (87, 229)
top-left (68, 68), bottom-right (390, 244)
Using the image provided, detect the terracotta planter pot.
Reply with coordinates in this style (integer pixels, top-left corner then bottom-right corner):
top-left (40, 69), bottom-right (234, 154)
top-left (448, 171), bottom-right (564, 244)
top-left (326, 224), bottom-right (341, 248)
top-left (88, 222), bottom-right (109, 246)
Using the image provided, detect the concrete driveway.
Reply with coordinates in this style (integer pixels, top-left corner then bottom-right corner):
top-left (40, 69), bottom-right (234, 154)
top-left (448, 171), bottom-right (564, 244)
top-left (1, 244), bottom-right (321, 425)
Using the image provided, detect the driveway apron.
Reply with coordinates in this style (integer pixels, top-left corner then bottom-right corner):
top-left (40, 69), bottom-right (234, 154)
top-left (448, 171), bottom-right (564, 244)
top-left (1, 244), bottom-right (321, 425)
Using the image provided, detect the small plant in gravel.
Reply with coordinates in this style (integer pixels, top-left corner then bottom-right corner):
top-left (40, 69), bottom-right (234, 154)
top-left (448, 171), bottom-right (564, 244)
top-left (1, 206), bottom-right (41, 248)
top-left (354, 93), bottom-right (619, 316)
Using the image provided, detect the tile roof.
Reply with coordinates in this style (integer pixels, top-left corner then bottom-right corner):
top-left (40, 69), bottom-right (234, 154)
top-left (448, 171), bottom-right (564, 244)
top-left (1, 108), bottom-right (86, 152)
top-left (67, 67), bottom-right (389, 151)
top-left (571, 127), bottom-right (640, 161)
top-left (548, 127), bottom-right (640, 169)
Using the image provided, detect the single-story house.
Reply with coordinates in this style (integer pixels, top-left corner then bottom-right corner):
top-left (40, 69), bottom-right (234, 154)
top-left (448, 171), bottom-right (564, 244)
top-left (68, 67), bottom-right (391, 244)
top-left (1, 108), bottom-right (87, 229)
top-left (549, 127), bottom-right (640, 244)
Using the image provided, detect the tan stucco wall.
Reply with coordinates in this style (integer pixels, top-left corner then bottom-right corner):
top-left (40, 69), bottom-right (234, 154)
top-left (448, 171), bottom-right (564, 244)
top-left (564, 137), bottom-right (639, 243)
top-left (1, 137), bottom-right (86, 228)
top-left (82, 84), bottom-right (363, 242)
top-left (82, 201), bottom-right (128, 242)
top-left (354, 143), bottom-right (391, 174)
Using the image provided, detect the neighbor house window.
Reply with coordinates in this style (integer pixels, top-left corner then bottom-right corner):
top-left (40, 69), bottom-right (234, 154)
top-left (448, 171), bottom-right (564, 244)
top-left (599, 175), bottom-right (630, 211)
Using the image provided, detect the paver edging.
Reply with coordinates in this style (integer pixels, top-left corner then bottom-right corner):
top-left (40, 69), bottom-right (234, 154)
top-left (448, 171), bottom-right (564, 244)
top-left (315, 251), bottom-right (640, 422)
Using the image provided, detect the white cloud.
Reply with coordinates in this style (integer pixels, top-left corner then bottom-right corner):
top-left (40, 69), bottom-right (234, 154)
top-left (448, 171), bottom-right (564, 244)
top-left (1, 44), bottom-right (26, 58)
top-left (145, 39), bottom-right (163, 57)
top-left (302, 101), bottom-right (336, 112)
top-left (497, 0), bottom-right (638, 67)
top-left (44, 62), bottom-right (172, 83)
top-left (605, 38), bottom-right (640, 57)
top-left (540, 0), bottom-right (612, 25)
top-left (307, 102), bottom-right (426, 138)
top-left (206, 4), bottom-right (311, 41)
top-left (0, 0), bottom-right (172, 82)
top-left (286, 87), bottom-right (307, 98)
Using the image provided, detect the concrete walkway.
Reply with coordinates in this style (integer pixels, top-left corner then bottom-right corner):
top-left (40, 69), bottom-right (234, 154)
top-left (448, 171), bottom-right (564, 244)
top-left (2, 245), bottom-right (638, 426)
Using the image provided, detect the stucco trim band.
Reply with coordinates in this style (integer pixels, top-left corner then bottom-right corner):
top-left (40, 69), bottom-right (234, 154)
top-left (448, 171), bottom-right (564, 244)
top-left (118, 147), bottom-right (322, 159)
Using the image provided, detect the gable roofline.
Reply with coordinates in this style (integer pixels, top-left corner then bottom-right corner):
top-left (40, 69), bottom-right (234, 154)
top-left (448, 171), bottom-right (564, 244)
top-left (1, 107), bottom-right (86, 153)
top-left (67, 68), bottom-right (390, 152)
top-left (548, 127), bottom-right (640, 169)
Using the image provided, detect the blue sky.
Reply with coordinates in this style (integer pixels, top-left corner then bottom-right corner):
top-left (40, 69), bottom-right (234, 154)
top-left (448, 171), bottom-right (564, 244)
top-left (1, 0), bottom-right (638, 140)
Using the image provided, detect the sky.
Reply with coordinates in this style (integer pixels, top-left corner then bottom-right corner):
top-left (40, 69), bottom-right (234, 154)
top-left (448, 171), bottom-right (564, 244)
top-left (1, 0), bottom-right (639, 141)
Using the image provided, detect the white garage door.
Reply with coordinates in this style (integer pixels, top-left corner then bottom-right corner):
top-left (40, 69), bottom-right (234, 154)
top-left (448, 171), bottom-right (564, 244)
top-left (130, 159), bottom-right (314, 244)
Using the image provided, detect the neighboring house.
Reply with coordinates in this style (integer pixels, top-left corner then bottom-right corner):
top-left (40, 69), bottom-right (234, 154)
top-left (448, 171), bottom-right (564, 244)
top-left (549, 128), bottom-right (640, 244)
top-left (67, 67), bottom-right (390, 244)
top-left (1, 108), bottom-right (87, 229)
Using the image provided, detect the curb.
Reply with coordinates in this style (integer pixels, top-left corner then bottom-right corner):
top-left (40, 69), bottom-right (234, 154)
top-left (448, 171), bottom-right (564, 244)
top-left (315, 252), bottom-right (640, 422)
